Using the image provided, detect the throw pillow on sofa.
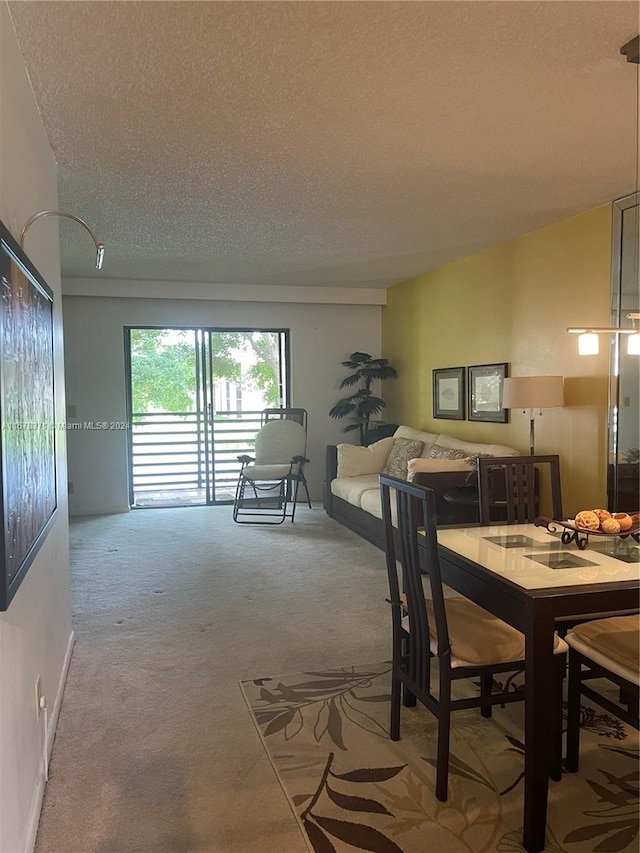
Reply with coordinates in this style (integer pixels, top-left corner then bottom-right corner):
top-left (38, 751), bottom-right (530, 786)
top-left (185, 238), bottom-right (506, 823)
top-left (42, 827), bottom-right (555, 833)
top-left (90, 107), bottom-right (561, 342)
top-left (336, 437), bottom-right (395, 477)
top-left (426, 445), bottom-right (468, 461)
top-left (381, 438), bottom-right (424, 479)
top-left (393, 425), bottom-right (438, 457)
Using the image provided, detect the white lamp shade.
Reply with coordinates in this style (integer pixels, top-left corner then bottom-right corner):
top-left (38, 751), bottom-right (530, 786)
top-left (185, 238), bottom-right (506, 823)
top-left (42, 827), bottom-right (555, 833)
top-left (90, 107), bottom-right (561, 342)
top-left (502, 376), bottom-right (565, 410)
top-left (578, 332), bottom-right (600, 355)
top-left (627, 333), bottom-right (640, 355)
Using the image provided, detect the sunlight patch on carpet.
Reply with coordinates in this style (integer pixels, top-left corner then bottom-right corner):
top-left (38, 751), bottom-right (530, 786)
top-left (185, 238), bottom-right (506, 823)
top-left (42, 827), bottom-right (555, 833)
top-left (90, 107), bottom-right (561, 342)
top-left (240, 662), bottom-right (638, 853)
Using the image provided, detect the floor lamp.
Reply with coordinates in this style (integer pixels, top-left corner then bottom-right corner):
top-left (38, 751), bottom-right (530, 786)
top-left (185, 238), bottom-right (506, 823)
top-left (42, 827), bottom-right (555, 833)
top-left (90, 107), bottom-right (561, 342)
top-left (502, 376), bottom-right (565, 456)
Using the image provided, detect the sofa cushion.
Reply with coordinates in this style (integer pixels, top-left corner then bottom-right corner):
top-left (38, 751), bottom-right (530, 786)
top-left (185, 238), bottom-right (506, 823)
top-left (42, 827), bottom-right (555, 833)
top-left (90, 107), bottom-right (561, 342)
top-left (331, 474), bottom-right (380, 507)
top-left (407, 456), bottom-right (473, 481)
top-left (360, 487), bottom-right (399, 527)
top-left (394, 426), bottom-right (517, 460)
top-left (336, 437), bottom-right (394, 477)
top-left (394, 426), bottom-right (439, 457)
top-left (360, 487), bottom-right (383, 519)
top-left (434, 434), bottom-right (519, 458)
top-left (381, 438), bottom-right (424, 479)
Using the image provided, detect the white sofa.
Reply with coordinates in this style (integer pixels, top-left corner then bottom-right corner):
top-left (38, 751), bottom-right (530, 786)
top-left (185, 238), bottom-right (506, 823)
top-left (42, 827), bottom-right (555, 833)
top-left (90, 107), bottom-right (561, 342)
top-left (324, 425), bottom-right (519, 549)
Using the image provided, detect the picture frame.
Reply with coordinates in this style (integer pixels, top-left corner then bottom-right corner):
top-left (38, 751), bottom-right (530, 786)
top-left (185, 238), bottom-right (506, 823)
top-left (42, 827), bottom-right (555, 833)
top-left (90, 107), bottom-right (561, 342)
top-left (432, 366), bottom-right (465, 420)
top-left (468, 363), bottom-right (509, 423)
top-left (0, 220), bottom-right (57, 611)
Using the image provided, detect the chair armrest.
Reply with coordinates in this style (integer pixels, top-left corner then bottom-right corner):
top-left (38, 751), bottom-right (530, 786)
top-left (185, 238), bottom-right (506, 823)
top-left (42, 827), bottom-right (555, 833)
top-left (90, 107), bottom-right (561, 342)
top-left (237, 455), bottom-right (254, 464)
top-left (291, 455), bottom-right (309, 464)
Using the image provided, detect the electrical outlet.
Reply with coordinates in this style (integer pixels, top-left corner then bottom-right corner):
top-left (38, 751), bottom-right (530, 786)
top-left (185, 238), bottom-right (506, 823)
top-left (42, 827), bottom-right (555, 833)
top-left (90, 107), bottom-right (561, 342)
top-left (35, 676), bottom-right (42, 719)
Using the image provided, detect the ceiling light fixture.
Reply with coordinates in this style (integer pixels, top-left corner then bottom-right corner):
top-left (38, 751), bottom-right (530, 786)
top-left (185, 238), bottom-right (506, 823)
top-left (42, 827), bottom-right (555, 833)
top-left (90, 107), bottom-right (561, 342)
top-left (19, 210), bottom-right (105, 270)
top-left (567, 313), bottom-right (640, 356)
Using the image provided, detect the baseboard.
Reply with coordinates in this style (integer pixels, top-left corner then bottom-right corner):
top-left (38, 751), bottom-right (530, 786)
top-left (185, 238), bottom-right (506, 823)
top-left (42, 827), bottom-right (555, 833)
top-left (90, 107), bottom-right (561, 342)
top-left (47, 631), bottom-right (76, 761)
top-left (69, 505), bottom-right (130, 517)
top-left (24, 630), bottom-right (76, 853)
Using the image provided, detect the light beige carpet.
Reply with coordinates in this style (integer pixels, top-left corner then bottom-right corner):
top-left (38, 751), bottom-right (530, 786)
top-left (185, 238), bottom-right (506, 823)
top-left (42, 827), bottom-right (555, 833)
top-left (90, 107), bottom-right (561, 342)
top-left (241, 662), bottom-right (639, 853)
top-left (35, 504), bottom-right (391, 853)
top-left (34, 504), bottom-right (638, 853)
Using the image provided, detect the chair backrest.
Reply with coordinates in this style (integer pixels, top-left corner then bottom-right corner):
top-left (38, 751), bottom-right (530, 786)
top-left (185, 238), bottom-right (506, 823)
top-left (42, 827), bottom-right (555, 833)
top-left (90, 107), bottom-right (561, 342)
top-left (380, 475), bottom-right (450, 672)
top-left (254, 419), bottom-right (307, 464)
top-left (262, 408), bottom-right (308, 430)
top-left (477, 454), bottom-right (562, 524)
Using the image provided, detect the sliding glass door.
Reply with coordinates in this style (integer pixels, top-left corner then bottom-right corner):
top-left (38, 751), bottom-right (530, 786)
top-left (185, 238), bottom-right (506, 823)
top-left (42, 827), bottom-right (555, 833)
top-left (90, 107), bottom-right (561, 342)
top-left (125, 327), bottom-right (289, 507)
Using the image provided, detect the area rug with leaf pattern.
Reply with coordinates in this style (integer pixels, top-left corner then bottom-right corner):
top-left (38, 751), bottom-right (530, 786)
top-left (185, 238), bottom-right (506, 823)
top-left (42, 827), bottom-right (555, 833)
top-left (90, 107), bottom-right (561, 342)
top-left (240, 662), bottom-right (638, 853)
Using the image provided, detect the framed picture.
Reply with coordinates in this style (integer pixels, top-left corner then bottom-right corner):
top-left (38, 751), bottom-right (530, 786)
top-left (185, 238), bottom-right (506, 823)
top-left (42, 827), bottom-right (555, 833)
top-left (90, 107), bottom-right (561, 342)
top-left (0, 220), bottom-right (57, 611)
top-left (433, 367), bottom-right (465, 420)
top-left (468, 363), bottom-right (509, 423)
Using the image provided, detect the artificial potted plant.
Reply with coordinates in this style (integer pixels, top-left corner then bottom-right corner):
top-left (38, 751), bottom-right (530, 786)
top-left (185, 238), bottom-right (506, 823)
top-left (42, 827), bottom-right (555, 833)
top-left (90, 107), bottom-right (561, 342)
top-left (329, 351), bottom-right (398, 445)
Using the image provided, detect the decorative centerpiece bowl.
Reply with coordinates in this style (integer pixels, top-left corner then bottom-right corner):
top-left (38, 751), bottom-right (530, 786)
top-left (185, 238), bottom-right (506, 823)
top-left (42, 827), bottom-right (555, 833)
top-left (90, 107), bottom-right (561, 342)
top-left (534, 514), bottom-right (640, 550)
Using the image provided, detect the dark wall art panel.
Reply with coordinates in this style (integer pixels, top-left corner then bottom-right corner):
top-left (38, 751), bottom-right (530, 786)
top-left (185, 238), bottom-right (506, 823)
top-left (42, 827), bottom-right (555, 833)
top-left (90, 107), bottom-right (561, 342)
top-left (0, 220), bottom-right (56, 610)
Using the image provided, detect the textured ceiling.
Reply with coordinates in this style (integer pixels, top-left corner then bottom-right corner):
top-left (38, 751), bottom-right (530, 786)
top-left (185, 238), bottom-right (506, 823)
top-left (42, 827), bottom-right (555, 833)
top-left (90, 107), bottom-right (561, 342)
top-left (7, 0), bottom-right (640, 289)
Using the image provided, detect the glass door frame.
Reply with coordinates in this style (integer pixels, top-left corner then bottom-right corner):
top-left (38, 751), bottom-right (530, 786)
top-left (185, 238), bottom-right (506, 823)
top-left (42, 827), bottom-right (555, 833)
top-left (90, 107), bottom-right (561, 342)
top-left (607, 193), bottom-right (639, 510)
top-left (124, 325), bottom-right (291, 508)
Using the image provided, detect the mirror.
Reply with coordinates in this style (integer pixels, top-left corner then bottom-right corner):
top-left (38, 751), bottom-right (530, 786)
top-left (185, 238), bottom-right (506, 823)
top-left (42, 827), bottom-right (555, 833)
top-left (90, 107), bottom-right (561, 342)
top-left (608, 192), bottom-right (639, 511)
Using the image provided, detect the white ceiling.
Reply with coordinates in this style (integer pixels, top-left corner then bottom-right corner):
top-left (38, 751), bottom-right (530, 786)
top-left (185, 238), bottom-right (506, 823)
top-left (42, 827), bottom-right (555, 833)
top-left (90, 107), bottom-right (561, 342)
top-left (7, 1), bottom-right (640, 289)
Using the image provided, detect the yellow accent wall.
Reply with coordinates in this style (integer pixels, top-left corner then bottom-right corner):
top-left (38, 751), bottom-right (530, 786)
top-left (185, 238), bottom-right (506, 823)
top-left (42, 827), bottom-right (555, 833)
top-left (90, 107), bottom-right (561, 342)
top-left (382, 205), bottom-right (613, 516)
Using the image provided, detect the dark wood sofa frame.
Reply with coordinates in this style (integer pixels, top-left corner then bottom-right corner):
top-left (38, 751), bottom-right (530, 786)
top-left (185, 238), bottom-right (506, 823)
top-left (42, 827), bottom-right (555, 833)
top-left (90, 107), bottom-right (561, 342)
top-left (324, 445), bottom-right (479, 550)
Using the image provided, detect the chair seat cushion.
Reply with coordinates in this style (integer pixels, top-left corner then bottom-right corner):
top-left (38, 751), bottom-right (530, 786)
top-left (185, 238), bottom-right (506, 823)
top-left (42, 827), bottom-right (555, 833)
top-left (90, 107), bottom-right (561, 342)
top-left (431, 597), bottom-right (525, 666)
top-left (401, 594), bottom-right (567, 666)
top-left (243, 463), bottom-right (293, 480)
top-left (568, 614), bottom-right (640, 676)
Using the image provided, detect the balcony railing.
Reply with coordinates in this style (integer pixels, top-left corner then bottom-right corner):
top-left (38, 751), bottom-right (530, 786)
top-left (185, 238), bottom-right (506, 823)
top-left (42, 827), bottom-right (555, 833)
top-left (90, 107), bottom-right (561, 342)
top-left (130, 409), bottom-right (264, 503)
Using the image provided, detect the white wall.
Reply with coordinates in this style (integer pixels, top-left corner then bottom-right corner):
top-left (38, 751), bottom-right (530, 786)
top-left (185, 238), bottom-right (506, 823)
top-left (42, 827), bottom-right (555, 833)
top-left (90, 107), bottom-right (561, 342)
top-left (62, 295), bottom-right (382, 514)
top-left (0, 5), bottom-right (74, 852)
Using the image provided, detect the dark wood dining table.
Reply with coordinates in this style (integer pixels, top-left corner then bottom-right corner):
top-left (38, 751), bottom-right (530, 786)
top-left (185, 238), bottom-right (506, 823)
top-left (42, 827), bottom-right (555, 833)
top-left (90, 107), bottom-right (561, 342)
top-left (425, 522), bottom-right (640, 853)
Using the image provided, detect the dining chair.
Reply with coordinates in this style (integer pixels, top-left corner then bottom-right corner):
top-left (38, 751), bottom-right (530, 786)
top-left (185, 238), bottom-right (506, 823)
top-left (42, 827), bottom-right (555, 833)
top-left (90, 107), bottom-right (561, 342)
top-left (565, 614), bottom-right (639, 772)
top-left (477, 454), bottom-right (563, 524)
top-left (478, 456), bottom-right (639, 636)
top-left (380, 474), bottom-right (568, 801)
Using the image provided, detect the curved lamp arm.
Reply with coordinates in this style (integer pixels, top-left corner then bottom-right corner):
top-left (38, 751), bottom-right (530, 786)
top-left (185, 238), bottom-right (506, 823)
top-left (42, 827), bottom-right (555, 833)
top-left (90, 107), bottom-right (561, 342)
top-left (19, 209), bottom-right (105, 270)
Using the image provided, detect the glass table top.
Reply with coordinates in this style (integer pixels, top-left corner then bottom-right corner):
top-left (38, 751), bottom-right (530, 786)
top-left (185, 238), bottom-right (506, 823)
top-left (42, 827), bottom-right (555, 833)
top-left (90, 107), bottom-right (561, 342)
top-left (436, 523), bottom-right (640, 590)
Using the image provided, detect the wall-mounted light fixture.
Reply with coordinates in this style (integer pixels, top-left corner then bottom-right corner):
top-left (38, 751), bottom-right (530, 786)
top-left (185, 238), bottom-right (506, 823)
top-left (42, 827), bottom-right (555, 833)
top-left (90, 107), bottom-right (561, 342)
top-left (620, 34), bottom-right (639, 64)
top-left (567, 313), bottom-right (640, 356)
top-left (19, 210), bottom-right (104, 269)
